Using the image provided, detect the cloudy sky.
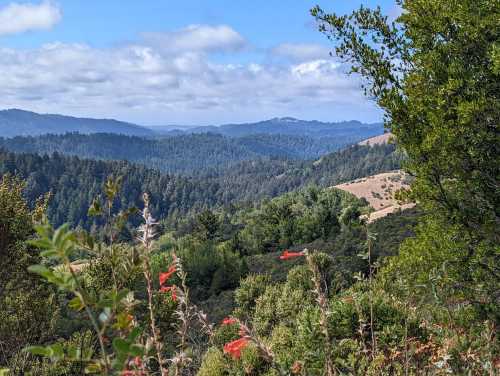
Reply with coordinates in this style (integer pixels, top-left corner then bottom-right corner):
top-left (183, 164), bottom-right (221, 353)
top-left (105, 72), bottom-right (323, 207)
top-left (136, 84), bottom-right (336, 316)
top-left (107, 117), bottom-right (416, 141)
top-left (0, 0), bottom-right (398, 125)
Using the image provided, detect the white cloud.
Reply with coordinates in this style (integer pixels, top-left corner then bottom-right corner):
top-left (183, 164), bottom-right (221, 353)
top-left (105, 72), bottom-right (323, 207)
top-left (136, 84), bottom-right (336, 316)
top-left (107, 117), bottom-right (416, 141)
top-left (0, 1), bottom-right (61, 36)
top-left (141, 24), bottom-right (246, 54)
top-left (271, 43), bottom-right (331, 62)
top-left (0, 24), bottom-right (380, 124)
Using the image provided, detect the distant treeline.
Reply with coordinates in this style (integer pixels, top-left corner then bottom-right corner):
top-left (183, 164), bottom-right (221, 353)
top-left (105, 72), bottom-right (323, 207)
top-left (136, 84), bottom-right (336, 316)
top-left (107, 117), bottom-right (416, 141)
top-left (0, 143), bottom-right (402, 228)
top-left (0, 132), bottom-right (370, 175)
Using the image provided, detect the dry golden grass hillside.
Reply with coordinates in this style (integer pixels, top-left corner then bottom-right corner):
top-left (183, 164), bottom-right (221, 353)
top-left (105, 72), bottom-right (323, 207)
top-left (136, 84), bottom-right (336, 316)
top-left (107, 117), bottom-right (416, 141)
top-left (358, 132), bottom-right (393, 146)
top-left (334, 170), bottom-right (414, 222)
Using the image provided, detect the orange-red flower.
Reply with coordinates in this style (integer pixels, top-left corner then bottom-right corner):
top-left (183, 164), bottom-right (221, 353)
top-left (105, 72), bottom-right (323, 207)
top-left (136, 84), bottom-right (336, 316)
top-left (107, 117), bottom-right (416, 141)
top-left (238, 326), bottom-right (248, 337)
top-left (159, 265), bottom-right (176, 286)
top-left (223, 337), bottom-right (249, 359)
top-left (160, 285), bottom-right (177, 301)
top-left (121, 370), bottom-right (144, 376)
top-left (222, 317), bottom-right (238, 326)
top-left (134, 356), bottom-right (142, 367)
top-left (279, 250), bottom-right (305, 260)
top-left (291, 360), bottom-right (303, 374)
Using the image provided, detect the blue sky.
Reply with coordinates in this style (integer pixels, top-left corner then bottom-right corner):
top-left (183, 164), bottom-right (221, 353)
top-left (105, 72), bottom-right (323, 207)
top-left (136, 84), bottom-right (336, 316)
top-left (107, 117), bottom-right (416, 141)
top-left (0, 1), bottom-right (398, 125)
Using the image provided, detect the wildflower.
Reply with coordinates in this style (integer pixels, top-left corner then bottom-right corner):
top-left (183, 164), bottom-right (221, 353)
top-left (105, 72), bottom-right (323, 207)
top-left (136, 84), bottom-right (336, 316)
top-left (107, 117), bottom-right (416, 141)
top-left (134, 356), bottom-right (142, 367)
top-left (160, 285), bottom-right (177, 301)
top-left (279, 249), bottom-right (305, 260)
top-left (121, 370), bottom-right (144, 376)
top-left (238, 326), bottom-right (248, 337)
top-left (222, 317), bottom-right (238, 326)
top-left (159, 265), bottom-right (176, 286)
top-left (122, 372), bottom-right (145, 376)
top-left (291, 361), bottom-right (303, 374)
top-left (223, 337), bottom-right (249, 359)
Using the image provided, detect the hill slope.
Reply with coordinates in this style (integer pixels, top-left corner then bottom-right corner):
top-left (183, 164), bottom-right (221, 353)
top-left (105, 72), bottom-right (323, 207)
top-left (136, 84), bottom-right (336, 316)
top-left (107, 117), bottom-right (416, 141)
top-left (0, 132), bottom-right (368, 174)
top-left (0, 142), bottom-right (403, 228)
top-left (0, 109), bottom-right (154, 137)
top-left (334, 170), bottom-right (415, 222)
top-left (185, 117), bottom-right (384, 140)
top-left (358, 132), bottom-right (393, 146)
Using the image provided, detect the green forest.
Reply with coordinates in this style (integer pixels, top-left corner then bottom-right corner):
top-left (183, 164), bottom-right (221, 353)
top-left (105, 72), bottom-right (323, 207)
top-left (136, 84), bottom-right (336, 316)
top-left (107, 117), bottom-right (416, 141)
top-left (0, 132), bottom-right (363, 175)
top-left (0, 142), bottom-right (402, 228)
top-left (0, 1), bottom-right (498, 375)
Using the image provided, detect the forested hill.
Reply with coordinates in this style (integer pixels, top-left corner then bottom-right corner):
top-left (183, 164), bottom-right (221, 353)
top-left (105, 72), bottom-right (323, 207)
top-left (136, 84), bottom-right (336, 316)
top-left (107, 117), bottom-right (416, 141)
top-left (0, 150), bottom-right (218, 228)
top-left (0, 109), bottom-right (154, 137)
top-left (154, 117), bottom-right (383, 139)
top-left (0, 109), bottom-right (383, 141)
top-left (0, 132), bottom-right (376, 174)
top-left (0, 142), bottom-right (402, 228)
top-left (211, 143), bottom-right (403, 202)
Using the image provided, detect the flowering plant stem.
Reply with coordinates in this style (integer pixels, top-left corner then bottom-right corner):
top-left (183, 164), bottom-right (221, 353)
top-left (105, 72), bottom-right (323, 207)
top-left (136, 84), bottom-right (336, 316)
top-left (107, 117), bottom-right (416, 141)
top-left (366, 228), bottom-right (377, 358)
top-left (66, 258), bottom-right (110, 374)
top-left (139, 193), bottom-right (168, 375)
top-left (306, 253), bottom-right (335, 376)
top-left (144, 258), bottom-right (167, 375)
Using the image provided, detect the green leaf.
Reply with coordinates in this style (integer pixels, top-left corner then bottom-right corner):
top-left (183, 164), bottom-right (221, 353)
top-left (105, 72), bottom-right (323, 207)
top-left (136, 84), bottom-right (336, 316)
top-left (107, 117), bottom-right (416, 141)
top-left (24, 346), bottom-right (51, 357)
top-left (128, 344), bottom-right (144, 357)
top-left (67, 345), bottom-right (82, 361)
top-left (53, 223), bottom-right (70, 247)
top-left (88, 198), bottom-right (103, 217)
top-left (84, 362), bottom-right (102, 374)
top-left (128, 327), bottom-right (142, 342)
top-left (68, 296), bottom-right (85, 311)
top-left (28, 238), bottom-right (53, 251)
top-left (28, 264), bottom-right (53, 278)
top-left (81, 231), bottom-right (95, 250)
top-left (49, 343), bottom-right (64, 360)
top-left (112, 338), bottom-right (130, 354)
top-left (115, 289), bottom-right (130, 303)
top-left (39, 249), bottom-right (59, 258)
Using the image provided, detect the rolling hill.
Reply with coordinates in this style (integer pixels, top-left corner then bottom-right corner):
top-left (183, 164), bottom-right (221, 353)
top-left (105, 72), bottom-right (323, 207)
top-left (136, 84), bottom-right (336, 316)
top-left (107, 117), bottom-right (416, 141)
top-left (0, 142), bottom-right (402, 228)
top-left (160, 117), bottom-right (384, 140)
top-left (358, 132), bottom-right (393, 146)
top-left (1, 109), bottom-right (384, 151)
top-left (0, 109), bottom-right (154, 137)
top-left (334, 170), bottom-right (415, 222)
top-left (0, 132), bottom-right (373, 175)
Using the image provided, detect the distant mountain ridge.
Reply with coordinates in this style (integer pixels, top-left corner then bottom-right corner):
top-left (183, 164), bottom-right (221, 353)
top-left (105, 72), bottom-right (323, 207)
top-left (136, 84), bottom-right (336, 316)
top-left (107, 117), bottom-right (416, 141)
top-left (153, 117), bottom-right (383, 139)
top-left (0, 109), bottom-right (154, 137)
top-left (0, 109), bottom-right (383, 145)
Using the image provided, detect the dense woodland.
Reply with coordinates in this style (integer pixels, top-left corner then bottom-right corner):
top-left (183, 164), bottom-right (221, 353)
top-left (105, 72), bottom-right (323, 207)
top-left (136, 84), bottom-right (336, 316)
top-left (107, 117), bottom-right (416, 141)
top-left (0, 142), bottom-right (402, 228)
top-left (0, 132), bottom-right (378, 175)
top-left (0, 1), bottom-right (498, 375)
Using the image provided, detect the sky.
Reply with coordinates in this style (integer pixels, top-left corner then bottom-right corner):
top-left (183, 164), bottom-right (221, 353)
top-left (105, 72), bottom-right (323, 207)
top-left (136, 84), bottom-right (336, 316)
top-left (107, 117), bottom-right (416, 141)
top-left (0, 0), bottom-right (399, 125)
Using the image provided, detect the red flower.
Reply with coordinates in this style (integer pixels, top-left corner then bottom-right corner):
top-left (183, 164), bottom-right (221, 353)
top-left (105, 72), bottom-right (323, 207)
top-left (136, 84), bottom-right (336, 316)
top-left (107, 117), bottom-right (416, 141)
top-left (222, 317), bottom-right (238, 326)
top-left (291, 361), bottom-right (303, 374)
top-left (121, 371), bottom-right (144, 376)
top-left (160, 285), bottom-right (177, 301)
top-left (279, 250), bottom-right (305, 260)
top-left (238, 326), bottom-right (248, 337)
top-left (223, 337), bottom-right (249, 359)
top-left (159, 265), bottom-right (176, 286)
top-left (171, 286), bottom-right (177, 302)
top-left (134, 356), bottom-right (142, 367)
